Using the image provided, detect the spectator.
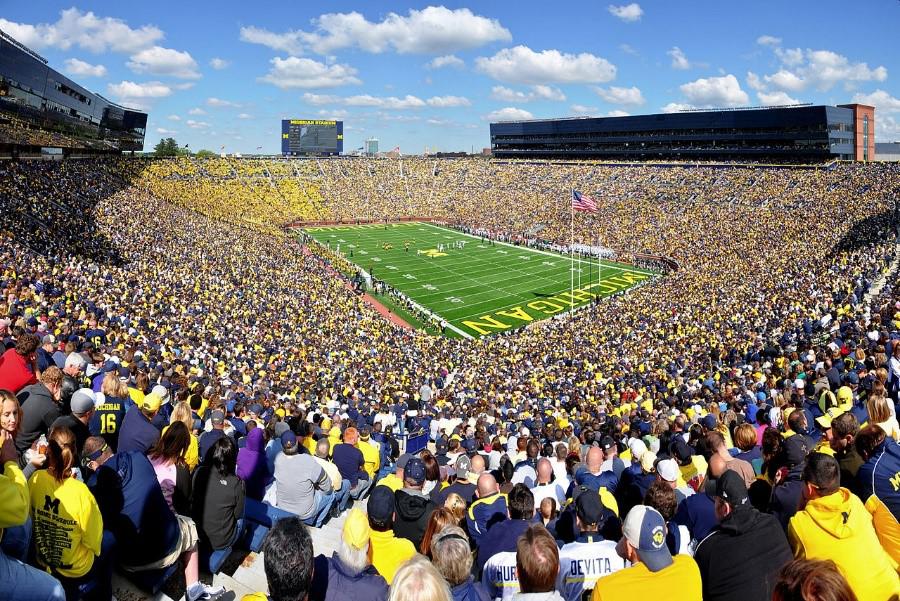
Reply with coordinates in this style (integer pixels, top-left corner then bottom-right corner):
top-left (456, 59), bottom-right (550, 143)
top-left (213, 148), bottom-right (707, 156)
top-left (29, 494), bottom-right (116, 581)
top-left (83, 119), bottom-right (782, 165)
top-left (28, 425), bottom-right (107, 600)
top-left (148, 420), bottom-right (193, 515)
top-left (855, 425), bottom-right (900, 564)
top-left (770, 435), bottom-right (812, 530)
top-left (643, 481), bottom-right (690, 555)
top-left (706, 431), bottom-right (755, 489)
top-left (788, 453), bottom-right (898, 600)
top-left (117, 392), bottom-right (163, 455)
top-left (476, 484), bottom-right (533, 576)
top-left (89, 371), bottom-right (129, 452)
top-left (828, 413), bottom-right (863, 496)
top-left (512, 524), bottom-right (563, 601)
top-left (655, 458), bottom-right (693, 505)
top-left (242, 517), bottom-right (314, 601)
top-left (591, 505), bottom-right (702, 601)
top-left (15, 366), bottom-right (64, 460)
top-left (573, 447), bottom-right (618, 495)
top-left (333, 427), bottom-right (372, 511)
top-left (377, 453), bottom-right (410, 493)
top-left (0, 333), bottom-right (40, 393)
top-left (84, 436), bottom-right (224, 601)
top-left (436, 454), bottom-right (482, 505)
top-left (394, 457), bottom-right (437, 551)
top-left (431, 527), bottom-right (490, 601)
top-left (192, 436), bottom-right (246, 553)
top-left (237, 427), bottom-right (270, 501)
top-left (274, 431), bottom-right (335, 528)
top-left (557, 488), bottom-right (628, 601)
top-left (198, 409), bottom-right (227, 464)
top-left (466, 473), bottom-right (508, 547)
top-left (358, 427), bottom-right (382, 481)
top-left (772, 559), bottom-right (859, 601)
top-left (694, 470), bottom-right (792, 601)
top-left (50, 388), bottom-right (95, 454)
top-left (530, 458), bottom-right (566, 507)
top-left (314, 437), bottom-right (350, 513)
top-left (388, 554), bottom-right (452, 601)
top-left (732, 423), bottom-right (762, 475)
top-left (867, 396), bottom-right (900, 441)
top-left (421, 507), bottom-right (461, 558)
top-left (311, 507), bottom-right (388, 601)
top-left (368, 485), bottom-right (417, 584)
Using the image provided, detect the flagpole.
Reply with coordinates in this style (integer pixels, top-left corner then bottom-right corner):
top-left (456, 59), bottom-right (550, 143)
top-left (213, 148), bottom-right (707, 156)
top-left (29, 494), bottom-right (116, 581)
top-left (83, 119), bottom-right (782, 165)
top-left (570, 189), bottom-right (574, 321)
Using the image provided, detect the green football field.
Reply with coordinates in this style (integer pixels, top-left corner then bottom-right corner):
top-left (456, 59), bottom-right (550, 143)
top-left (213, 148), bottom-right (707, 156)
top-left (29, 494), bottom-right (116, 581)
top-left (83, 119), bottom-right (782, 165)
top-left (304, 222), bottom-right (658, 339)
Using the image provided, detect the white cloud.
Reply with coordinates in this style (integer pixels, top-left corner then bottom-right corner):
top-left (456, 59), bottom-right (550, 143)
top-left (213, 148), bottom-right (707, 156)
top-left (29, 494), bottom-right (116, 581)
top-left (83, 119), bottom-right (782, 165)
top-left (594, 85), bottom-right (645, 106)
top-left (758, 48), bottom-right (888, 93)
top-left (667, 47), bottom-right (691, 70)
top-left (239, 26), bottom-right (304, 55)
top-left (426, 95), bottom-right (471, 107)
top-left (852, 89), bottom-right (900, 113)
top-left (756, 35), bottom-right (782, 47)
top-left (63, 58), bottom-right (107, 77)
top-left (679, 74), bottom-right (749, 107)
top-left (427, 55), bottom-right (464, 69)
top-left (167, 114), bottom-right (181, 121)
top-left (106, 80), bottom-right (172, 110)
top-left (0, 8), bottom-right (162, 54)
top-left (484, 107), bottom-right (533, 121)
top-left (619, 43), bottom-right (638, 55)
top-left (259, 57), bottom-right (361, 89)
top-left (302, 93), bottom-right (340, 105)
top-left (127, 46), bottom-right (201, 79)
top-left (661, 102), bottom-right (694, 113)
top-left (155, 127), bottom-right (177, 135)
top-left (237, 113), bottom-right (254, 120)
top-left (877, 116), bottom-right (900, 141)
top-left (608, 3), bottom-right (643, 22)
top-left (607, 110), bottom-right (631, 117)
top-left (209, 58), bottom-right (230, 70)
top-left (757, 90), bottom-right (801, 105)
top-left (570, 104), bottom-right (598, 116)
top-left (317, 109), bottom-right (349, 118)
top-left (241, 7), bottom-right (510, 55)
top-left (345, 94), bottom-right (426, 109)
top-left (491, 85), bottom-right (566, 102)
top-left (206, 97), bottom-right (241, 108)
top-left (188, 107), bottom-right (207, 115)
top-left (186, 120), bottom-right (210, 129)
top-left (476, 45), bottom-right (616, 84)
top-left (746, 72), bottom-right (765, 91)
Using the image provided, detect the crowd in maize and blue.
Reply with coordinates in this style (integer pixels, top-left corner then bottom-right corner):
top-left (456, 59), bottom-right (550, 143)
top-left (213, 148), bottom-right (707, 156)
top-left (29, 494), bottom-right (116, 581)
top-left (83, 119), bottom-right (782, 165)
top-left (1, 155), bottom-right (900, 601)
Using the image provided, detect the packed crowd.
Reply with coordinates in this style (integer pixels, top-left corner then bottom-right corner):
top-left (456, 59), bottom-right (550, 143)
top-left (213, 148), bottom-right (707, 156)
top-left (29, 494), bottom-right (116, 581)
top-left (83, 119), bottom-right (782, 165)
top-left (0, 156), bottom-right (899, 601)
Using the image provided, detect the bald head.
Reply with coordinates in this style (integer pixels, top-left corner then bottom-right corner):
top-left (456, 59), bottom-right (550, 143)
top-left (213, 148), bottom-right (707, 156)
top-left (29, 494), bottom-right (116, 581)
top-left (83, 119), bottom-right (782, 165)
top-left (586, 447), bottom-right (604, 472)
top-left (477, 473), bottom-right (499, 498)
top-left (470, 453), bottom-right (486, 475)
top-left (708, 453), bottom-right (726, 478)
top-left (536, 458), bottom-right (553, 483)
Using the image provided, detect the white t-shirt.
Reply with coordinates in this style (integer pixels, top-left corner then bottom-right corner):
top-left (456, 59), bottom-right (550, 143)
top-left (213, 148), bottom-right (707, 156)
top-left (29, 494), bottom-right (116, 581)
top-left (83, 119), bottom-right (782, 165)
top-left (530, 481), bottom-right (567, 506)
top-left (556, 537), bottom-right (629, 601)
top-left (482, 550), bottom-right (518, 601)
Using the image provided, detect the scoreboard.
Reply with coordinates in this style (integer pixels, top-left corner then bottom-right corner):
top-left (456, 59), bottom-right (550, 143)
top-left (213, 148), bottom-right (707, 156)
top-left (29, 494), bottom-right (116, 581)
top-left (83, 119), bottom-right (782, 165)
top-left (281, 119), bottom-right (343, 156)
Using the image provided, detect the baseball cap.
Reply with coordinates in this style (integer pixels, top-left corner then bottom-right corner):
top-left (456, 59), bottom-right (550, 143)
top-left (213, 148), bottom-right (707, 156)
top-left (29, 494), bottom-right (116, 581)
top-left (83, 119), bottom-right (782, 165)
top-left (600, 435), bottom-right (615, 452)
top-left (396, 453), bottom-right (412, 469)
top-left (715, 469), bottom-right (749, 506)
top-left (454, 454), bottom-right (471, 481)
top-left (640, 451), bottom-right (657, 474)
top-left (249, 403), bottom-right (263, 415)
top-left (210, 409), bottom-right (225, 425)
top-left (273, 421), bottom-right (290, 437)
top-left (435, 437), bottom-right (449, 455)
top-left (140, 392), bottom-right (162, 413)
top-left (575, 489), bottom-right (605, 526)
top-left (622, 505), bottom-right (673, 572)
top-left (42, 334), bottom-right (55, 345)
top-left (342, 508), bottom-right (371, 550)
top-left (627, 438), bottom-right (648, 462)
top-left (367, 485), bottom-right (395, 526)
top-left (783, 435), bottom-right (810, 467)
top-left (280, 431), bottom-right (298, 451)
top-left (700, 414), bottom-right (717, 430)
top-left (815, 407), bottom-right (845, 429)
top-left (151, 384), bottom-right (170, 404)
top-left (656, 458), bottom-right (679, 483)
top-left (70, 388), bottom-right (96, 415)
top-left (405, 457), bottom-right (427, 485)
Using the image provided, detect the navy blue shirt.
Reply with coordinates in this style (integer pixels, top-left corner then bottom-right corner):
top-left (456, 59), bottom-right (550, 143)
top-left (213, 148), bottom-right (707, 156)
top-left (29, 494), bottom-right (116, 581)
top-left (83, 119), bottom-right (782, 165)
top-left (199, 429), bottom-right (227, 464)
top-left (117, 407), bottom-right (160, 454)
top-left (332, 443), bottom-right (365, 487)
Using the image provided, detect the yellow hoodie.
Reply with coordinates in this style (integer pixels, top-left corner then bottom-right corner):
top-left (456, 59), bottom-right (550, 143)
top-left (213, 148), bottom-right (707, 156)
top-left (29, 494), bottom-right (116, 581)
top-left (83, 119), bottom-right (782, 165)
top-left (0, 461), bottom-right (29, 539)
top-left (788, 487), bottom-right (899, 601)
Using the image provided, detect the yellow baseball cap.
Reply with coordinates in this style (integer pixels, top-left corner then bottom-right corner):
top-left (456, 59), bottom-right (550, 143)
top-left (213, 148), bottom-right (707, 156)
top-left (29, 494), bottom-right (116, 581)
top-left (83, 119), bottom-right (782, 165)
top-left (342, 508), bottom-right (370, 550)
top-left (141, 393), bottom-right (162, 413)
top-left (815, 407), bottom-right (845, 429)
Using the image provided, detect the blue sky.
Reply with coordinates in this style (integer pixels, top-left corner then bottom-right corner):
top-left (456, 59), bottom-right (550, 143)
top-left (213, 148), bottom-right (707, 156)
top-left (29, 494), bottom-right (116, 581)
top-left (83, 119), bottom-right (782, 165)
top-left (3, 1), bottom-right (898, 153)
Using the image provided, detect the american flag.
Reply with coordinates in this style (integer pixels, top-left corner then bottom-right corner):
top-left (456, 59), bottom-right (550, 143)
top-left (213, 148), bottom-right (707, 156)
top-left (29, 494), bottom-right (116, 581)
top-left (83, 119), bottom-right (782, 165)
top-left (572, 190), bottom-right (598, 213)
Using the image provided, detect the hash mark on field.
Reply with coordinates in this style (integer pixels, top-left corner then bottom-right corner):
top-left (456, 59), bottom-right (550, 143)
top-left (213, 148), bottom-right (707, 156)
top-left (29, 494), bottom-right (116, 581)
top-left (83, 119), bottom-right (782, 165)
top-left (338, 239), bottom-right (346, 243)
top-left (372, 257), bottom-right (381, 262)
top-left (497, 250), bottom-right (508, 254)
top-left (359, 250), bottom-right (368, 255)
top-left (386, 266), bottom-right (398, 270)
top-left (347, 244), bottom-right (356, 248)
top-left (542, 261), bottom-right (555, 267)
top-left (404, 274), bottom-right (417, 280)
top-left (519, 255), bottom-right (531, 260)
top-left (422, 284), bottom-right (438, 291)
top-left (445, 296), bottom-right (463, 304)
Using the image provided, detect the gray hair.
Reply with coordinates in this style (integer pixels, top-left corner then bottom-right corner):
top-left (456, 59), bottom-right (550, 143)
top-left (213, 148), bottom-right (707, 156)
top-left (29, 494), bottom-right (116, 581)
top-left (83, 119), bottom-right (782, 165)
top-left (337, 538), bottom-right (369, 575)
top-left (430, 526), bottom-right (472, 587)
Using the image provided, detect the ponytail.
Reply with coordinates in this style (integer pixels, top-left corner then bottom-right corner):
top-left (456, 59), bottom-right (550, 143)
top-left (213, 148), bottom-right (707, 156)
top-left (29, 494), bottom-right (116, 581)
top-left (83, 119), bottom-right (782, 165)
top-left (47, 426), bottom-right (76, 482)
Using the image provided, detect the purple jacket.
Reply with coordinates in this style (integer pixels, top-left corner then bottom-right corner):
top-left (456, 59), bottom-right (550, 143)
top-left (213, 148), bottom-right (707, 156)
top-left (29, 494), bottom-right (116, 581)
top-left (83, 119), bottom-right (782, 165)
top-left (236, 428), bottom-right (270, 501)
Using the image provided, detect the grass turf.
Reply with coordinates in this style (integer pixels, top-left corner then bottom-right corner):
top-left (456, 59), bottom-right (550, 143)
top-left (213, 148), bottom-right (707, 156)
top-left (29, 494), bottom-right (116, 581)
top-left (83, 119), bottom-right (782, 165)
top-left (304, 222), bottom-right (658, 339)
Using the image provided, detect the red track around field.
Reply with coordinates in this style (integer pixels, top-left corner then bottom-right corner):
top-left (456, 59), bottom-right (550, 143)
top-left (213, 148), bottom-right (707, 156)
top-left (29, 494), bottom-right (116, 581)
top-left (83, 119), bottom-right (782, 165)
top-left (360, 293), bottom-right (414, 330)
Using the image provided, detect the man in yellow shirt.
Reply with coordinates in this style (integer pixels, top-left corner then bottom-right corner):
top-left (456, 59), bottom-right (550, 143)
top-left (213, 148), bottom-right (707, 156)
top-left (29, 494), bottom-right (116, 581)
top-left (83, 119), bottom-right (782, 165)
top-left (592, 505), bottom-right (702, 601)
top-left (366, 485), bottom-right (415, 584)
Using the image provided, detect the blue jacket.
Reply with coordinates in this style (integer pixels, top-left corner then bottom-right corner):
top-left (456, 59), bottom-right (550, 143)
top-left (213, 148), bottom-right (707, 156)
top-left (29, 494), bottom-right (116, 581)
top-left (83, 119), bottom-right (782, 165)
top-left (310, 553), bottom-right (388, 601)
top-left (88, 451), bottom-right (180, 568)
top-left (672, 491), bottom-right (717, 543)
top-left (571, 467), bottom-right (619, 495)
top-left (769, 465), bottom-right (805, 530)
top-left (856, 438), bottom-right (900, 562)
top-left (466, 492), bottom-right (508, 547)
top-left (475, 518), bottom-right (530, 576)
top-left (452, 577), bottom-right (491, 601)
top-left (117, 407), bottom-right (160, 454)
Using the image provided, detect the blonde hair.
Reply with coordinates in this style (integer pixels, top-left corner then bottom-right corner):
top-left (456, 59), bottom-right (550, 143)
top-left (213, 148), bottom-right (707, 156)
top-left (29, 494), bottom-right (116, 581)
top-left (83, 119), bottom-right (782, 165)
top-left (169, 401), bottom-right (194, 431)
top-left (0, 389), bottom-right (22, 437)
top-left (734, 423), bottom-right (757, 452)
top-left (101, 371), bottom-right (128, 398)
top-left (388, 554), bottom-right (452, 601)
top-left (431, 527), bottom-right (472, 587)
top-left (443, 493), bottom-right (466, 522)
top-left (867, 395), bottom-right (893, 424)
top-left (46, 425), bottom-right (76, 482)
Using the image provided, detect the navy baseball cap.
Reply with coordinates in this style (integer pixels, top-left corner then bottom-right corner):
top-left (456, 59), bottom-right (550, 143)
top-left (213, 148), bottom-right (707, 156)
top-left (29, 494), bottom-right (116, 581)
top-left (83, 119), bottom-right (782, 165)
top-left (367, 485), bottom-right (395, 526)
top-left (404, 457), bottom-right (427, 485)
top-left (622, 505), bottom-right (673, 572)
top-left (281, 431), bottom-right (298, 451)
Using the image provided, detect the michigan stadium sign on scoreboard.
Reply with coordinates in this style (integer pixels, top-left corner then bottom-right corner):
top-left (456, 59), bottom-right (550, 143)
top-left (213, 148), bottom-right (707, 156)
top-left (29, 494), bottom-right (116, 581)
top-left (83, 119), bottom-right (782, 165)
top-left (281, 119), bottom-right (344, 156)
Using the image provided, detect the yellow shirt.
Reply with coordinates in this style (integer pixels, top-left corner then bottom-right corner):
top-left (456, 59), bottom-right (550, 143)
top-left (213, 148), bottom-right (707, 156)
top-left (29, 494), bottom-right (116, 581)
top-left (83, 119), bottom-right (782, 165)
top-left (29, 471), bottom-right (103, 578)
top-left (162, 425), bottom-right (200, 471)
top-left (0, 460), bottom-right (29, 533)
top-left (370, 528), bottom-right (416, 584)
top-left (376, 473), bottom-right (403, 492)
top-left (591, 555), bottom-right (702, 601)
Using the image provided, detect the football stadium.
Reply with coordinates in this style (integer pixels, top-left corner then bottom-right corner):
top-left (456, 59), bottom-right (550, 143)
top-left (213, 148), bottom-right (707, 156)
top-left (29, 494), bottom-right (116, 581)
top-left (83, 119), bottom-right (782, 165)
top-left (1, 3), bottom-right (900, 601)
